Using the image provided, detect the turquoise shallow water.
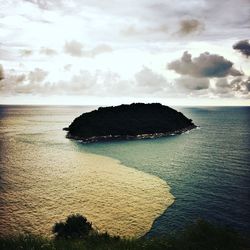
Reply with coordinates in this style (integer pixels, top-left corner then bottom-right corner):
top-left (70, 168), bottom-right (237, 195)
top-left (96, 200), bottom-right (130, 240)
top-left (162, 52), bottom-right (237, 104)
top-left (0, 106), bottom-right (249, 236)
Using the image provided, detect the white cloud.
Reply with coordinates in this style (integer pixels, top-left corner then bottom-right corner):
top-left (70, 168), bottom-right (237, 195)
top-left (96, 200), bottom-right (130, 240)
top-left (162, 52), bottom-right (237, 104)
top-left (64, 40), bottom-right (83, 57)
top-left (28, 68), bottom-right (48, 82)
top-left (135, 66), bottom-right (169, 93)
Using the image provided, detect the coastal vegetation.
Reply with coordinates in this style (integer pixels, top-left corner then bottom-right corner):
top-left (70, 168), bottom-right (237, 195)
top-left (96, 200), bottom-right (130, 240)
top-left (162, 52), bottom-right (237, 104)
top-left (64, 103), bottom-right (196, 142)
top-left (0, 214), bottom-right (248, 250)
top-left (52, 214), bottom-right (93, 239)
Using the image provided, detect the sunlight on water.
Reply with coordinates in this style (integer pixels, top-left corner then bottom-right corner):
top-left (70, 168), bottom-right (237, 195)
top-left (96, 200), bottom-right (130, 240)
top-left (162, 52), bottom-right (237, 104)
top-left (0, 106), bottom-right (174, 237)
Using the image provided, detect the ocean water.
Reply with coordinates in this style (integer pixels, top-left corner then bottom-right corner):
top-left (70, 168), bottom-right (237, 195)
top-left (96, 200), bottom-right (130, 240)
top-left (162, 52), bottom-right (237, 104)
top-left (82, 106), bottom-right (250, 236)
top-left (0, 105), bottom-right (173, 237)
top-left (0, 106), bottom-right (249, 237)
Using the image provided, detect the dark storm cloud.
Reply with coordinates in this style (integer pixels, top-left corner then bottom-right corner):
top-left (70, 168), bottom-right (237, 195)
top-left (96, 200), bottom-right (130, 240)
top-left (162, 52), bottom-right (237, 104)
top-left (178, 19), bottom-right (204, 35)
top-left (233, 40), bottom-right (250, 57)
top-left (168, 51), bottom-right (243, 78)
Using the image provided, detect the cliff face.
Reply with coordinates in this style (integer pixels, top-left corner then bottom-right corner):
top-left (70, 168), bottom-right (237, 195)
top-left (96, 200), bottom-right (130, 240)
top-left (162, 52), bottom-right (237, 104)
top-left (64, 103), bottom-right (196, 142)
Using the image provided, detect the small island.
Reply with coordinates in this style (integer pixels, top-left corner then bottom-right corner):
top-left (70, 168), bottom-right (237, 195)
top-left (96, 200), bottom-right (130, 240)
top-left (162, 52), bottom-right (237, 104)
top-left (64, 103), bottom-right (196, 143)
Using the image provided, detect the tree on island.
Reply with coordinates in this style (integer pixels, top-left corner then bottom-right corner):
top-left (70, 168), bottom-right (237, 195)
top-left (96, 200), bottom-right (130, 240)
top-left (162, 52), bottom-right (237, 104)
top-left (52, 214), bottom-right (92, 239)
top-left (64, 103), bottom-right (196, 143)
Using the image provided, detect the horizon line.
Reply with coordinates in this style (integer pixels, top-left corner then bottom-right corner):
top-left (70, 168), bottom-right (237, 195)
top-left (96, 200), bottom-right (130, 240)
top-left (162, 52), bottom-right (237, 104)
top-left (0, 103), bottom-right (250, 107)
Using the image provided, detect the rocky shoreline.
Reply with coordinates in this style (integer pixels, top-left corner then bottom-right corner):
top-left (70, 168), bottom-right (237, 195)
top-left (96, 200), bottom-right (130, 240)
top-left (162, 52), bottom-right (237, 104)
top-left (64, 124), bottom-right (197, 143)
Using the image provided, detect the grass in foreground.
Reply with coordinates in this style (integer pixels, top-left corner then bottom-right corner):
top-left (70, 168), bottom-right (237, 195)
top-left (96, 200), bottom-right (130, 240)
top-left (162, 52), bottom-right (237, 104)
top-left (1, 219), bottom-right (249, 250)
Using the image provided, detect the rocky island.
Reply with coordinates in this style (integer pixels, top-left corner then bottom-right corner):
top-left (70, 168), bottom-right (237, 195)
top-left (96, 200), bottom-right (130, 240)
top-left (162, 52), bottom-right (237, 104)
top-left (64, 103), bottom-right (196, 143)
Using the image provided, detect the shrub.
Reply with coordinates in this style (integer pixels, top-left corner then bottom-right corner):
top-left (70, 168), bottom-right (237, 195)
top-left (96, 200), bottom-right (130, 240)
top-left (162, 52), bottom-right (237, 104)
top-left (52, 214), bottom-right (92, 239)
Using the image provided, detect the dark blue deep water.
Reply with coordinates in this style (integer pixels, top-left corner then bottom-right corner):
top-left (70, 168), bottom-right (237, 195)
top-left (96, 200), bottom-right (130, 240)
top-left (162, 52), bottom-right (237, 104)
top-left (81, 107), bottom-right (250, 235)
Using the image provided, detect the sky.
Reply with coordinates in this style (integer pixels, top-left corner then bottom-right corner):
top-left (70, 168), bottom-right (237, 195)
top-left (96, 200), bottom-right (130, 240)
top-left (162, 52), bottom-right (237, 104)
top-left (0, 0), bottom-right (250, 106)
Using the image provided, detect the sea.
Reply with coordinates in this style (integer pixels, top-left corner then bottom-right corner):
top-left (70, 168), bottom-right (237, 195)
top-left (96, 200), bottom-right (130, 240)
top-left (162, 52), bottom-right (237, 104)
top-left (0, 105), bottom-right (249, 237)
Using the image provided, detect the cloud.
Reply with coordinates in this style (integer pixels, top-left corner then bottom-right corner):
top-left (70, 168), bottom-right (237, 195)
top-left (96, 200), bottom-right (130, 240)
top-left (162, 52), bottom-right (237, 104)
top-left (148, 0), bottom-right (250, 41)
top-left (0, 67), bottom-right (48, 94)
top-left (28, 68), bottom-right (48, 82)
top-left (175, 76), bottom-right (210, 90)
top-left (1, 64), bottom-right (249, 100)
top-left (90, 44), bottom-right (113, 57)
top-left (231, 77), bottom-right (250, 94)
top-left (64, 64), bottom-right (72, 71)
top-left (20, 49), bottom-right (33, 56)
top-left (2, 0), bottom-right (250, 51)
top-left (214, 78), bottom-right (234, 96)
top-left (0, 46), bottom-right (16, 61)
top-left (214, 77), bottom-right (250, 97)
top-left (168, 51), bottom-right (243, 78)
top-left (40, 47), bottom-right (57, 56)
top-left (172, 75), bottom-right (249, 98)
top-left (64, 40), bottom-right (112, 57)
top-left (63, 70), bottom-right (97, 94)
top-left (0, 65), bottom-right (171, 97)
top-left (135, 66), bottom-right (168, 93)
top-left (0, 72), bottom-right (26, 94)
top-left (233, 40), bottom-right (250, 57)
top-left (122, 24), bottom-right (168, 37)
top-left (0, 64), bottom-right (4, 80)
top-left (24, 0), bottom-right (60, 10)
top-left (64, 40), bottom-right (83, 57)
top-left (0, 68), bottom-right (103, 95)
top-left (178, 19), bottom-right (204, 35)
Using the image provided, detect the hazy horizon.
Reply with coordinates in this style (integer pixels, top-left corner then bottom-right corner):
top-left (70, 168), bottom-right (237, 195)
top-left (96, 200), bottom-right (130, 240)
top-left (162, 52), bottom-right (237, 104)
top-left (0, 102), bottom-right (250, 107)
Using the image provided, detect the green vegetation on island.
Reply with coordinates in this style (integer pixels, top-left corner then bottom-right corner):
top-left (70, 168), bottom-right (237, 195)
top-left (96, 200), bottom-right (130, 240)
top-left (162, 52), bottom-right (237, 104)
top-left (0, 214), bottom-right (249, 250)
top-left (64, 103), bottom-right (196, 142)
